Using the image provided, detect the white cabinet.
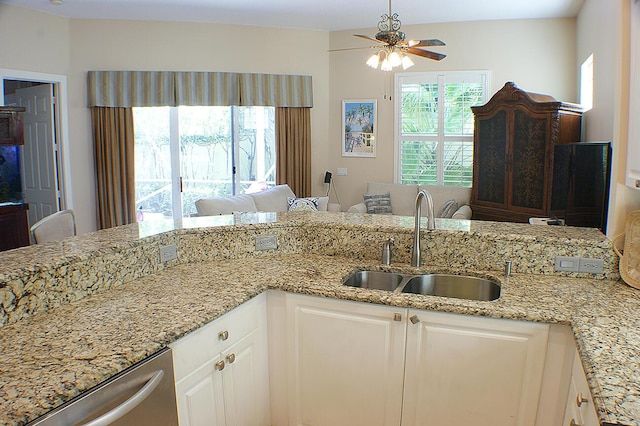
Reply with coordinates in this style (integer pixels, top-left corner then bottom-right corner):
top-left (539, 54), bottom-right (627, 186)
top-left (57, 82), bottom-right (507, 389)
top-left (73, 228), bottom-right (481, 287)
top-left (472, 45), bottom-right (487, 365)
top-left (280, 292), bottom-right (407, 426)
top-left (563, 348), bottom-right (599, 426)
top-left (402, 310), bottom-right (549, 426)
top-left (171, 293), bottom-right (270, 426)
top-left (272, 293), bottom-right (551, 426)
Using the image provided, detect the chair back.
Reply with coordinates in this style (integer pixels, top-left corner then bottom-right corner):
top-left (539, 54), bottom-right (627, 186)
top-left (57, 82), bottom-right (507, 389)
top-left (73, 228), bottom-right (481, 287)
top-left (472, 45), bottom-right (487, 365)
top-left (30, 210), bottom-right (77, 244)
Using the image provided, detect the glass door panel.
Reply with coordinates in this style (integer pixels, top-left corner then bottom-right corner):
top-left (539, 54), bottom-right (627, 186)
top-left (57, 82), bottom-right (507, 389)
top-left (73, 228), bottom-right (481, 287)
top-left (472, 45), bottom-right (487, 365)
top-left (236, 107), bottom-right (276, 194)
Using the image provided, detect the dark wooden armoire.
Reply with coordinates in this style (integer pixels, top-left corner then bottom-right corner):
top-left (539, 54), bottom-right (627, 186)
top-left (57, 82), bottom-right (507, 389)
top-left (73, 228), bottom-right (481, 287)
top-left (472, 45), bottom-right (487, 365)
top-left (470, 82), bottom-right (583, 223)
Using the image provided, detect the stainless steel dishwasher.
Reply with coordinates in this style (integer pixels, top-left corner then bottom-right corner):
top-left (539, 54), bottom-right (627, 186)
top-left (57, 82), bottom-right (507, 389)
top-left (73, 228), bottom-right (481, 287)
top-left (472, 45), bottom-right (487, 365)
top-left (28, 348), bottom-right (179, 426)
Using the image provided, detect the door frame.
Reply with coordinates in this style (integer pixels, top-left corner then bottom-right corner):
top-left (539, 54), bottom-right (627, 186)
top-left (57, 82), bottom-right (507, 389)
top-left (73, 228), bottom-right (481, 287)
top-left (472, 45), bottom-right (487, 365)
top-left (0, 69), bottom-right (73, 213)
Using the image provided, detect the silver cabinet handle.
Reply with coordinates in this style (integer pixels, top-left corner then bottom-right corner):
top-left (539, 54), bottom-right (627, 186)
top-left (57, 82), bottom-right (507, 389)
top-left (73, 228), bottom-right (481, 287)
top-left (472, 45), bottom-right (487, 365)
top-left (218, 330), bottom-right (229, 341)
top-left (226, 353), bottom-right (236, 364)
top-left (576, 393), bottom-right (588, 407)
top-left (409, 315), bottom-right (420, 324)
top-left (83, 369), bottom-right (164, 426)
top-left (393, 313), bottom-right (402, 322)
top-left (215, 360), bottom-right (225, 371)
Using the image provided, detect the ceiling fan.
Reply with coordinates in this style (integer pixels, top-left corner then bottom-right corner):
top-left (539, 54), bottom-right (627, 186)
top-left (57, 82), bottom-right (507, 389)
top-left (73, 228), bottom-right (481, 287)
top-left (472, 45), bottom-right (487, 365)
top-left (330, 0), bottom-right (446, 71)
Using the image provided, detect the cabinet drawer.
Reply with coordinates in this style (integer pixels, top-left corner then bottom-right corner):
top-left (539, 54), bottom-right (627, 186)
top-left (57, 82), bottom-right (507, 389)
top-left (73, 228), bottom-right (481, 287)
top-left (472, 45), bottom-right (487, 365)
top-left (569, 350), bottom-right (599, 426)
top-left (171, 294), bottom-right (264, 381)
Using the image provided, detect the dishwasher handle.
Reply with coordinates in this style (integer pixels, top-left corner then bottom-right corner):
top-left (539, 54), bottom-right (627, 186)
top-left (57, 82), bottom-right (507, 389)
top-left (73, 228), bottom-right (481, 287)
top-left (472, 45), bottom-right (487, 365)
top-left (82, 369), bottom-right (165, 426)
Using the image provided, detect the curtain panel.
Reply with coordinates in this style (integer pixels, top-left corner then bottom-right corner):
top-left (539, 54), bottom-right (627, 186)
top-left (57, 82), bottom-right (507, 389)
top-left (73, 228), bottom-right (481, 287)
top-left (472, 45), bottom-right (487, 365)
top-left (87, 71), bottom-right (313, 107)
top-left (276, 107), bottom-right (311, 198)
top-left (91, 107), bottom-right (136, 229)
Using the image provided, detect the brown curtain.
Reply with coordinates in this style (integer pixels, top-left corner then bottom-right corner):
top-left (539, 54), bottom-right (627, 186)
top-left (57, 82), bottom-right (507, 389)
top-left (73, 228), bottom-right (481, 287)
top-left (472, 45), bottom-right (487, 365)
top-left (276, 107), bottom-right (311, 197)
top-left (91, 107), bottom-right (136, 229)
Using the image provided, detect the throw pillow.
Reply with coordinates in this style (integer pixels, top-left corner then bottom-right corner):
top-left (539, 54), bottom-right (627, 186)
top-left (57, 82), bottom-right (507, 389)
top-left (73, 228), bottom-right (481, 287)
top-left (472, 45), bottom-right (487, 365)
top-left (287, 197), bottom-right (319, 212)
top-left (363, 192), bottom-right (392, 215)
top-left (437, 199), bottom-right (459, 218)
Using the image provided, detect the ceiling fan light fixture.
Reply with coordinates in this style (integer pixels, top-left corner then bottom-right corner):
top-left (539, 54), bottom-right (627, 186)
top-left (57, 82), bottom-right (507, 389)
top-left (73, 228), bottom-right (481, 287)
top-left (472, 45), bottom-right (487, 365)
top-left (401, 55), bottom-right (415, 70)
top-left (388, 51), bottom-right (402, 67)
top-left (380, 58), bottom-right (393, 72)
top-left (366, 53), bottom-right (381, 69)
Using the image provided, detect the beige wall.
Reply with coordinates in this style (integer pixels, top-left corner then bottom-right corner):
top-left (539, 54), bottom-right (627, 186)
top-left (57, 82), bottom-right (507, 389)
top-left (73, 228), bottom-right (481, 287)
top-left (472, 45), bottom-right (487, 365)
top-left (328, 18), bottom-right (578, 212)
top-left (578, 0), bottom-right (640, 237)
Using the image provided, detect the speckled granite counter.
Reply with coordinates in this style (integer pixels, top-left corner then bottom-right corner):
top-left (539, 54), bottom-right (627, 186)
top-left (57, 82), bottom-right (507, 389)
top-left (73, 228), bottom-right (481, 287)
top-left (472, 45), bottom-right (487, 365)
top-left (0, 213), bottom-right (634, 425)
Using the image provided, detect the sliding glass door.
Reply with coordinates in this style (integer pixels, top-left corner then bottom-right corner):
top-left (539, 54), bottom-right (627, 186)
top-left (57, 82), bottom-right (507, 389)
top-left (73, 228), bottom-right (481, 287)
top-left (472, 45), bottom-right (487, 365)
top-left (134, 106), bottom-right (275, 220)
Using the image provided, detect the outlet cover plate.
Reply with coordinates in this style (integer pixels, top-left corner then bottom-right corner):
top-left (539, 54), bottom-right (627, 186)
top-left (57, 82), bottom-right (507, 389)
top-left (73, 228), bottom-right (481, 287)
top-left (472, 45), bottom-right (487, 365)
top-left (554, 256), bottom-right (580, 272)
top-left (256, 235), bottom-right (278, 251)
top-left (579, 258), bottom-right (603, 274)
top-left (160, 244), bottom-right (178, 262)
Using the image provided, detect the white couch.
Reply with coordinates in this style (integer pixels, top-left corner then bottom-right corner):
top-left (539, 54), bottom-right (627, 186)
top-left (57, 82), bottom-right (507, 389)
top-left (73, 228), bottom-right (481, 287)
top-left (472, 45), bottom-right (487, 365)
top-left (347, 182), bottom-right (472, 219)
top-left (195, 184), bottom-right (330, 216)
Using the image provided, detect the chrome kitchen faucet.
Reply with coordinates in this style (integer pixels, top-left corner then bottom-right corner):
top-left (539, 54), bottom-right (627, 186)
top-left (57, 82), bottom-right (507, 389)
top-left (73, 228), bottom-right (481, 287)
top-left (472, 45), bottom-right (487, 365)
top-left (411, 190), bottom-right (435, 267)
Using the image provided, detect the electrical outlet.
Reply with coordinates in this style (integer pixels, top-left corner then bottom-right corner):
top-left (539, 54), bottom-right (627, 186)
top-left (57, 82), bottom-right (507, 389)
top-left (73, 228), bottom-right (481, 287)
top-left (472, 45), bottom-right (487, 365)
top-left (160, 244), bottom-right (178, 262)
top-left (579, 257), bottom-right (603, 274)
top-left (554, 256), bottom-right (580, 272)
top-left (255, 235), bottom-right (278, 251)
top-left (336, 168), bottom-right (348, 176)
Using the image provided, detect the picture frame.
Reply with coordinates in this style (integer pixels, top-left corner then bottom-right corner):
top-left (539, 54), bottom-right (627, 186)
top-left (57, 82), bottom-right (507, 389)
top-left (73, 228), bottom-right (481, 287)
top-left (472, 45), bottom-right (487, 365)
top-left (342, 99), bottom-right (377, 158)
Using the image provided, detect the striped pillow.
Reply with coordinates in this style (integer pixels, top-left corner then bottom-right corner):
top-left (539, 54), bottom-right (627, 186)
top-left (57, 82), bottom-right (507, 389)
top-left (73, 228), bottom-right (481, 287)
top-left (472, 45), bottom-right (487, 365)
top-left (363, 192), bottom-right (392, 215)
top-left (437, 199), bottom-right (459, 218)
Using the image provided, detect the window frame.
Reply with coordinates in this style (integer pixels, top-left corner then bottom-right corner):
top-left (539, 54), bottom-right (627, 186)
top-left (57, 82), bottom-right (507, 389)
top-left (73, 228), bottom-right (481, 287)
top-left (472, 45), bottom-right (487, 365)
top-left (393, 70), bottom-right (490, 186)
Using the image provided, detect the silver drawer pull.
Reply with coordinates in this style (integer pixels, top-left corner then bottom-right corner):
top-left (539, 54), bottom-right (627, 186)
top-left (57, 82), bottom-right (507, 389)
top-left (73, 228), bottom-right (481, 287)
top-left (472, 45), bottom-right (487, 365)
top-left (226, 353), bottom-right (236, 364)
top-left (83, 370), bottom-right (165, 426)
top-left (218, 330), bottom-right (229, 341)
top-left (393, 313), bottom-right (402, 322)
top-left (409, 315), bottom-right (420, 324)
top-left (576, 393), bottom-right (588, 407)
top-left (215, 360), bottom-right (225, 371)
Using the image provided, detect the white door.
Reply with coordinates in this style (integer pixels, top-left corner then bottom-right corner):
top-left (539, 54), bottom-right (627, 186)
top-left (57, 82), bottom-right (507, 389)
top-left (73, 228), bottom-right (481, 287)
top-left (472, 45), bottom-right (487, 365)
top-left (6, 84), bottom-right (59, 228)
top-left (175, 354), bottom-right (227, 426)
top-left (221, 331), bottom-right (271, 426)
top-left (285, 294), bottom-right (407, 426)
top-left (402, 310), bottom-right (549, 426)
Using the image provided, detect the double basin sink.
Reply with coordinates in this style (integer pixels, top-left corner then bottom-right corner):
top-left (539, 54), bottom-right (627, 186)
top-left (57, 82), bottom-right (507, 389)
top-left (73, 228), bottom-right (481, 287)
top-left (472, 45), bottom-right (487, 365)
top-left (343, 270), bottom-right (501, 302)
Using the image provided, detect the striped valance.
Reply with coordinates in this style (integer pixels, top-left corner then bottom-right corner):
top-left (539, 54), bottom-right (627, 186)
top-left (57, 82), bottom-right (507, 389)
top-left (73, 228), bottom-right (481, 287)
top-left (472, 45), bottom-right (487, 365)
top-left (239, 74), bottom-right (313, 107)
top-left (88, 71), bottom-right (174, 107)
top-left (87, 71), bottom-right (312, 108)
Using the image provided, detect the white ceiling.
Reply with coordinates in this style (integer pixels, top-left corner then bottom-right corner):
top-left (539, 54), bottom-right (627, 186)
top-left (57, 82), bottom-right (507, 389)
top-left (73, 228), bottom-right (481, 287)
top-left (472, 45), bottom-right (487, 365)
top-left (0, 0), bottom-right (585, 31)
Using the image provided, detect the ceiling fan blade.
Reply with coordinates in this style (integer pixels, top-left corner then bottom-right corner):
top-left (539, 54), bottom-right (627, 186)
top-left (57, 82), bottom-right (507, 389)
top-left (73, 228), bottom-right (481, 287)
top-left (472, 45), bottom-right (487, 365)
top-left (328, 46), bottom-right (381, 52)
top-left (354, 34), bottom-right (385, 44)
top-left (407, 47), bottom-right (447, 61)
top-left (408, 38), bottom-right (446, 47)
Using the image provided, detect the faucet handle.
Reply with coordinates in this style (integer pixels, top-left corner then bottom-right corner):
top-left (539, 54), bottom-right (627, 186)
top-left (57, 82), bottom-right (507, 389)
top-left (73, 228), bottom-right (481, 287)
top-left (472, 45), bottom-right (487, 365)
top-left (382, 238), bottom-right (394, 265)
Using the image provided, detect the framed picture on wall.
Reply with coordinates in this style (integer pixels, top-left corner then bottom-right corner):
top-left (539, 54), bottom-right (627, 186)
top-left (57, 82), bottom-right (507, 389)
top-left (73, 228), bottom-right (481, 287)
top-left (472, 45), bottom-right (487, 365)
top-left (342, 99), bottom-right (377, 158)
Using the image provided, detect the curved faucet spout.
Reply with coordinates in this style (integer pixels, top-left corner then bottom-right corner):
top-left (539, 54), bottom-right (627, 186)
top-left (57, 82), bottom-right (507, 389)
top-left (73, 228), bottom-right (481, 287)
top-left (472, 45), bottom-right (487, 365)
top-left (412, 190), bottom-right (435, 267)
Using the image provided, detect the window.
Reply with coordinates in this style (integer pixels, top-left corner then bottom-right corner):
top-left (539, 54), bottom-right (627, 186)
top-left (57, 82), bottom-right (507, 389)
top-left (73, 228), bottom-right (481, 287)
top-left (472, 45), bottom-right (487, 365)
top-left (134, 106), bottom-right (275, 219)
top-left (580, 54), bottom-right (594, 112)
top-left (395, 72), bottom-right (488, 187)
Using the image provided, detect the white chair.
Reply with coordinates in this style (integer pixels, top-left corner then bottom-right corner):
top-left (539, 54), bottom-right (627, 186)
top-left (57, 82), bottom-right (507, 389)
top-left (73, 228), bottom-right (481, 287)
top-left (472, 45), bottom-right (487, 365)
top-left (30, 209), bottom-right (77, 244)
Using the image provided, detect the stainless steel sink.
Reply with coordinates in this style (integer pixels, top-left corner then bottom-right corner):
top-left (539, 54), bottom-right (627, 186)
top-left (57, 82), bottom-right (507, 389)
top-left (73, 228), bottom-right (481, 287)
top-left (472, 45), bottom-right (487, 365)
top-left (401, 274), bottom-right (501, 301)
top-left (342, 270), bottom-right (404, 291)
top-left (342, 270), bottom-right (501, 301)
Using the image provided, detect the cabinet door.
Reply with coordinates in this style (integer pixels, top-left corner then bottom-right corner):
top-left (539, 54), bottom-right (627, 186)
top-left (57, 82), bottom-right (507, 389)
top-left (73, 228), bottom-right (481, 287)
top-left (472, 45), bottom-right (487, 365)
top-left (509, 108), bottom-right (550, 214)
top-left (175, 355), bottom-right (227, 426)
top-left (474, 109), bottom-right (509, 207)
top-left (403, 310), bottom-right (549, 426)
top-left (563, 350), bottom-right (599, 426)
top-left (285, 293), bottom-right (407, 426)
top-left (221, 330), bottom-right (270, 425)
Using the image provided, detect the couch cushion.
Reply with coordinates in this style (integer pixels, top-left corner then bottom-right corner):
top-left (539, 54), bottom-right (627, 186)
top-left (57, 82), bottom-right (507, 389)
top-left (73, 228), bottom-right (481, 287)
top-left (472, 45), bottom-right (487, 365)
top-left (368, 182), bottom-right (418, 216)
top-left (251, 184), bottom-right (296, 212)
top-left (195, 194), bottom-right (257, 216)
top-left (419, 185), bottom-right (471, 215)
top-left (363, 192), bottom-right (392, 214)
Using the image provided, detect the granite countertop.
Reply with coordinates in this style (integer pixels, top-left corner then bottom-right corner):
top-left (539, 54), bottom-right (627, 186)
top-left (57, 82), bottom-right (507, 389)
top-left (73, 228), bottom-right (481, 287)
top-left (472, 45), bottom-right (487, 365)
top-left (0, 255), bottom-right (638, 426)
top-left (0, 213), bottom-right (634, 426)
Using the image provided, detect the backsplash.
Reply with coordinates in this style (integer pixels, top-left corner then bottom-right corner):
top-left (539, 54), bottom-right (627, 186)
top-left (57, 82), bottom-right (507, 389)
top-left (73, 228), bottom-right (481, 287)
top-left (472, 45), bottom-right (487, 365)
top-left (0, 213), bottom-right (619, 327)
